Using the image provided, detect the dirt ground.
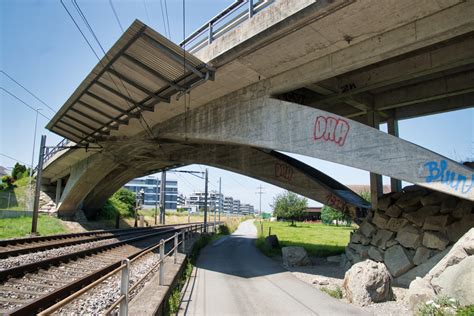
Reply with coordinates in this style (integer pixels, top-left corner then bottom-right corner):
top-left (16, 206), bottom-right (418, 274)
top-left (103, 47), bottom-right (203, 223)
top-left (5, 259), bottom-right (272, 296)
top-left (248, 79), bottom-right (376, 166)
top-left (284, 257), bottom-right (412, 316)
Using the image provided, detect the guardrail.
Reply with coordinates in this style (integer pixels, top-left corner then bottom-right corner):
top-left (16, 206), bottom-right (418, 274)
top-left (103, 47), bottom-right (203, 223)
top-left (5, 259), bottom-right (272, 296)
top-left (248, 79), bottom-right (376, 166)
top-left (38, 222), bottom-right (218, 315)
top-left (180, 0), bottom-right (273, 54)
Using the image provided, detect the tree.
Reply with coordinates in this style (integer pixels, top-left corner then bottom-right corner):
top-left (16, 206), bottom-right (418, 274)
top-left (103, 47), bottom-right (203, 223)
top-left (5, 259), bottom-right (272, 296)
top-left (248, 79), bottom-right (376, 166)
top-left (321, 205), bottom-right (352, 226)
top-left (11, 163), bottom-right (29, 180)
top-left (272, 191), bottom-right (307, 226)
top-left (114, 188), bottom-right (136, 214)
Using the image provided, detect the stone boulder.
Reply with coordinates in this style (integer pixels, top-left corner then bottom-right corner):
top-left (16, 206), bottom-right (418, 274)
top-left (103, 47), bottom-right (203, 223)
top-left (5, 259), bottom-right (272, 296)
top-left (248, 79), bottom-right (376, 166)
top-left (408, 277), bottom-right (436, 311)
top-left (396, 224), bottom-right (422, 249)
top-left (265, 235), bottom-right (280, 249)
top-left (384, 245), bottom-right (414, 277)
top-left (343, 260), bottom-right (393, 306)
top-left (431, 256), bottom-right (474, 306)
top-left (422, 231), bottom-right (449, 250)
top-left (282, 246), bottom-right (311, 267)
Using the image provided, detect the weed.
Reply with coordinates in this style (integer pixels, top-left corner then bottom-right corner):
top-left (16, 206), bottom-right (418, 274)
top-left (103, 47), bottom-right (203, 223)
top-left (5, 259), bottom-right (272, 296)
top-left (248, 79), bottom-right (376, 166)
top-left (320, 286), bottom-right (343, 299)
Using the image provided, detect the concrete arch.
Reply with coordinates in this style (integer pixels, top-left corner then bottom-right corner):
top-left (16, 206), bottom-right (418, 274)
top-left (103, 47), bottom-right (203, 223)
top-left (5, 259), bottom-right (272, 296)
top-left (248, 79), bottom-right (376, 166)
top-left (154, 96), bottom-right (474, 201)
top-left (56, 153), bottom-right (121, 217)
top-left (82, 144), bottom-right (370, 221)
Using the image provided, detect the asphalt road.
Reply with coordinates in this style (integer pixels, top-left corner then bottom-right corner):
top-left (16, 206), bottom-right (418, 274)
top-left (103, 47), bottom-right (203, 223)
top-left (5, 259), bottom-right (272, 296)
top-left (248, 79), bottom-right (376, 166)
top-left (181, 220), bottom-right (366, 316)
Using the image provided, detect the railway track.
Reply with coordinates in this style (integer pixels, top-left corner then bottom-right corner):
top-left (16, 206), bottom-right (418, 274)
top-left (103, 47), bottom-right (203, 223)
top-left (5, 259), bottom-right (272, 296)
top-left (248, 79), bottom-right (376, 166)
top-left (0, 223), bottom-right (206, 315)
top-left (0, 223), bottom-right (200, 259)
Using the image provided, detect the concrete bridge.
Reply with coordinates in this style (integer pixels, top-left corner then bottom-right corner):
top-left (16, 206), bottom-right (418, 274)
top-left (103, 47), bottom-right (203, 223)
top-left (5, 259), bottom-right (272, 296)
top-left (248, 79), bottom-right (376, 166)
top-left (41, 0), bottom-right (474, 219)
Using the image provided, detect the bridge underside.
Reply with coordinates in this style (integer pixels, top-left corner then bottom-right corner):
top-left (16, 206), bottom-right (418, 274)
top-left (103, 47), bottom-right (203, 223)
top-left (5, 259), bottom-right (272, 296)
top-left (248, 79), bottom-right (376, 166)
top-left (42, 0), bottom-right (473, 219)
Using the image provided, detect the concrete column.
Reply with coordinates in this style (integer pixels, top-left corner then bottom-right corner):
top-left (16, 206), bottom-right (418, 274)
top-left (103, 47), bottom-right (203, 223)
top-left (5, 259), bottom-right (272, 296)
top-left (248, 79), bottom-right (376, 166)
top-left (367, 111), bottom-right (383, 210)
top-left (387, 118), bottom-right (402, 192)
top-left (55, 179), bottom-right (62, 205)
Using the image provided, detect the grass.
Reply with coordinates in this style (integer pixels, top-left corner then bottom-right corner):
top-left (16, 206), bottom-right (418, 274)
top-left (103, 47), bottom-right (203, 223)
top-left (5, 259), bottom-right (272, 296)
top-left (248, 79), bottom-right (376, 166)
top-left (0, 176), bottom-right (33, 210)
top-left (0, 215), bottom-right (69, 239)
top-left (254, 220), bottom-right (353, 257)
top-left (320, 286), bottom-right (343, 299)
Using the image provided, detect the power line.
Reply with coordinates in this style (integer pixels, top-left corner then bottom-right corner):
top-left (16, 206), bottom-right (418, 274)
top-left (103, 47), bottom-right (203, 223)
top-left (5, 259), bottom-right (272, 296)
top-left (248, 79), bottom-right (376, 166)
top-left (0, 87), bottom-right (51, 121)
top-left (163, 0), bottom-right (171, 40)
top-left (0, 153), bottom-right (29, 166)
top-left (142, 0), bottom-right (151, 25)
top-left (60, 0), bottom-right (101, 60)
top-left (61, 0), bottom-right (155, 139)
top-left (109, 0), bottom-right (124, 32)
top-left (0, 70), bottom-right (56, 114)
top-left (159, 0), bottom-right (169, 38)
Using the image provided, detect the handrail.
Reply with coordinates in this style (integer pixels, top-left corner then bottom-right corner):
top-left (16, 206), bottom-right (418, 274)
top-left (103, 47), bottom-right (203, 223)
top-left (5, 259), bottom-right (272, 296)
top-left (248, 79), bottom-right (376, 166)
top-left (180, 0), bottom-right (273, 54)
top-left (38, 222), bottom-right (219, 315)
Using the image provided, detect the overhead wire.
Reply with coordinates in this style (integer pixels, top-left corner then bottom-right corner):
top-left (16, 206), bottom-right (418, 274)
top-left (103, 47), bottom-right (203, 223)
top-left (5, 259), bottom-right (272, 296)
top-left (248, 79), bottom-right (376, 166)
top-left (142, 0), bottom-right (151, 25)
top-left (0, 71), bottom-right (56, 114)
top-left (108, 0), bottom-right (124, 32)
top-left (159, 0), bottom-right (169, 38)
top-left (163, 0), bottom-right (171, 40)
top-left (63, 0), bottom-right (155, 139)
top-left (0, 153), bottom-right (30, 166)
top-left (0, 87), bottom-right (52, 121)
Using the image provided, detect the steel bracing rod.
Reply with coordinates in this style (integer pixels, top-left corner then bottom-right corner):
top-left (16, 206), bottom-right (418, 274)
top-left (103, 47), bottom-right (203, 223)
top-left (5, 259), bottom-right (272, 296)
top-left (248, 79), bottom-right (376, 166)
top-left (74, 102), bottom-right (124, 127)
top-left (57, 119), bottom-right (97, 137)
top-left (52, 125), bottom-right (91, 143)
top-left (94, 80), bottom-right (154, 112)
top-left (121, 53), bottom-right (184, 91)
top-left (63, 114), bottom-right (110, 135)
top-left (141, 33), bottom-right (205, 78)
top-left (85, 91), bottom-right (132, 115)
top-left (106, 68), bottom-right (169, 103)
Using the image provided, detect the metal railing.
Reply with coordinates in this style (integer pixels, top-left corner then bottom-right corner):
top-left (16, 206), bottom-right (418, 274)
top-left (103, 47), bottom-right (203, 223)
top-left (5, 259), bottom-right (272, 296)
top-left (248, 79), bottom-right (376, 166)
top-left (43, 138), bottom-right (71, 165)
top-left (38, 222), bottom-right (218, 315)
top-left (180, 0), bottom-right (274, 54)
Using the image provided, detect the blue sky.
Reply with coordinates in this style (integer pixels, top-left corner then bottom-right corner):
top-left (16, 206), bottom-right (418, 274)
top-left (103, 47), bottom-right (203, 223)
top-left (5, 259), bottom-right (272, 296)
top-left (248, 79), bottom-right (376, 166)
top-left (1, 0), bottom-right (473, 211)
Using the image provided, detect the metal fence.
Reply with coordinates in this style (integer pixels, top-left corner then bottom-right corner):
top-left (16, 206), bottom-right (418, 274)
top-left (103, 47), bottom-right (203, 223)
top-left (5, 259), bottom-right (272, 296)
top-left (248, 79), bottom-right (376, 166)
top-left (180, 0), bottom-right (274, 54)
top-left (38, 222), bottom-right (218, 315)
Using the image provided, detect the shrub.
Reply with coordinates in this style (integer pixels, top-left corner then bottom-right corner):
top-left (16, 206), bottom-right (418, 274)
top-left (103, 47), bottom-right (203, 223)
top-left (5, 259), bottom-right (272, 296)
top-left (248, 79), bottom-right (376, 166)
top-left (98, 189), bottom-right (136, 219)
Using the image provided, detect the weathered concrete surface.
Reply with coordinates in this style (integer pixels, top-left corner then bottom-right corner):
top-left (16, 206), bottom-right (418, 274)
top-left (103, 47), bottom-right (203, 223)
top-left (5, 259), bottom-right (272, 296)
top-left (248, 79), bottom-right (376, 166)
top-left (183, 220), bottom-right (365, 315)
top-left (82, 144), bottom-right (369, 219)
top-left (155, 96), bottom-right (474, 200)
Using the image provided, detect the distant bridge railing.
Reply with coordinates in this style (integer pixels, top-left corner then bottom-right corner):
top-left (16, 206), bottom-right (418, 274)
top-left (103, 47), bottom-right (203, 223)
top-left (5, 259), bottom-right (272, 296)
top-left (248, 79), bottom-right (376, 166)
top-left (180, 0), bottom-right (274, 54)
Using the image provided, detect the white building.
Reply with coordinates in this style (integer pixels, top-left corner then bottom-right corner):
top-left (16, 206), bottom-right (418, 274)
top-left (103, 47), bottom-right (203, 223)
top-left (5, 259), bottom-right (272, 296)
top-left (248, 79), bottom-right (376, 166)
top-left (123, 176), bottom-right (178, 210)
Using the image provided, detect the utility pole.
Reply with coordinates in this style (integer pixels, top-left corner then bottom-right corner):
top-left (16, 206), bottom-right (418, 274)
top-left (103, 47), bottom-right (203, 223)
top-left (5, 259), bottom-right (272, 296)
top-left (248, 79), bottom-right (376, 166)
top-left (31, 135), bottom-right (46, 235)
top-left (218, 177), bottom-right (222, 223)
top-left (29, 108), bottom-right (41, 211)
top-left (160, 171), bottom-right (166, 224)
top-left (155, 176), bottom-right (159, 225)
top-left (204, 168), bottom-right (208, 232)
top-left (256, 185), bottom-right (265, 215)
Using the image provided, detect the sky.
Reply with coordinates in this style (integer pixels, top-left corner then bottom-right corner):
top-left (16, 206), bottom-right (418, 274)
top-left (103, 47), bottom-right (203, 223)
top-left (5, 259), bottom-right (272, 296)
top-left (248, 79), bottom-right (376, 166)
top-left (1, 0), bottom-right (473, 212)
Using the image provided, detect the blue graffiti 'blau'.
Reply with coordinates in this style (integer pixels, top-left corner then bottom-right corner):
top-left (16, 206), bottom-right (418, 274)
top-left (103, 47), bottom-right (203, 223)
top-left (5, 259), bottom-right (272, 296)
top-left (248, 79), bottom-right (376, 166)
top-left (424, 160), bottom-right (473, 194)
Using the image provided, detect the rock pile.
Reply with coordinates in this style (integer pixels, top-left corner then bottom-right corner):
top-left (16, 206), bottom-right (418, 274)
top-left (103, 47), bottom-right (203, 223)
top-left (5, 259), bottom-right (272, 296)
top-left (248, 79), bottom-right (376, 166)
top-left (341, 186), bottom-right (474, 286)
top-left (408, 228), bottom-right (474, 310)
top-left (39, 191), bottom-right (57, 214)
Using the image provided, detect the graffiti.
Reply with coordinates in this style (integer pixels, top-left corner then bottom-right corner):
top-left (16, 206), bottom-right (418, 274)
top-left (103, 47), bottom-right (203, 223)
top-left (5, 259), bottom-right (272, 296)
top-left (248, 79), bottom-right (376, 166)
top-left (326, 193), bottom-right (346, 210)
top-left (424, 160), bottom-right (474, 194)
top-left (340, 82), bottom-right (356, 93)
top-left (275, 163), bottom-right (293, 181)
top-left (314, 115), bottom-right (350, 146)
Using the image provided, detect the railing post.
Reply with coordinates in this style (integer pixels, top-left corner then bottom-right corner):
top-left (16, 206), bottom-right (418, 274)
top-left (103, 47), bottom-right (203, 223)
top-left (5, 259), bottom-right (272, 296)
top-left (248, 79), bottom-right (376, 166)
top-left (249, 0), bottom-right (254, 18)
top-left (208, 22), bottom-right (213, 44)
top-left (181, 229), bottom-right (186, 253)
top-left (174, 233), bottom-right (178, 264)
top-left (119, 259), bottom-right (130, 316)
top-left (159, 239), bottom-right (165, 285)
